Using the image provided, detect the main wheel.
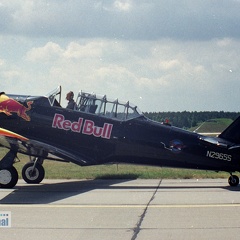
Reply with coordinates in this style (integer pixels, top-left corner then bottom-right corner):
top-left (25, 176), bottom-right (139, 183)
top-left (228, 175), bottom-right (239, 187)
top-left (22, 162), bottom-right (45, 184)
top-left (0, 166), bottom-right (19, 188)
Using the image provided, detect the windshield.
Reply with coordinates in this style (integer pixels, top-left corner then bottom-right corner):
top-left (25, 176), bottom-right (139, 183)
top-left (46, 86), bottom-right (62, 107)
top-left (75, 91), bottom-right (143, 120)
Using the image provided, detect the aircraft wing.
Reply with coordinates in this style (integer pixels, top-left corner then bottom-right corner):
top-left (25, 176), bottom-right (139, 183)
top-left (0, 128), bottom-right (29, 141)
top-left (0, 127), bottom-right (87, 165)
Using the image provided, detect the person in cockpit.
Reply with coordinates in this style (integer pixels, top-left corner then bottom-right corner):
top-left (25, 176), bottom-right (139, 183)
top-left (66, 91), bottom-right (76, 110)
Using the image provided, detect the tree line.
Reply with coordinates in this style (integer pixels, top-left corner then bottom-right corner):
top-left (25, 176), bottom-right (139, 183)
top-left (143, 111), bottom-right (240, 129)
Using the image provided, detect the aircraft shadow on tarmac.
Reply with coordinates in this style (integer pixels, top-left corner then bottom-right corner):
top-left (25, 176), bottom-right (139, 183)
top-left (0, 179), bottom-right (138, 204)
top-left (1, 178), bottom-right (240, 204)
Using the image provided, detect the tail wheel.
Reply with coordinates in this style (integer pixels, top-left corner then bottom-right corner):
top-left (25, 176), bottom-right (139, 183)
top-left (0, 166), bottom-right (19, 188)
top-left (22, 162), bottom-right (45, 184)
top-left (228, 175), bottom-right (239, 187)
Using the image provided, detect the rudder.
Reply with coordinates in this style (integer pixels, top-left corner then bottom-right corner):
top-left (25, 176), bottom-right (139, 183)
top-left (219, 116), bottom-right (240, 144)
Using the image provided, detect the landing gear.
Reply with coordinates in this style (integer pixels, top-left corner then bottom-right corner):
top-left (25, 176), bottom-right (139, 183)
top-left (0, 150), bottom-right (18, 188)
top-left (0, 166), bottom-right (18, 188)
top-left (228, 174), bottom-right (239, 187)
top-left (22, 161), bottom-right (45, 184)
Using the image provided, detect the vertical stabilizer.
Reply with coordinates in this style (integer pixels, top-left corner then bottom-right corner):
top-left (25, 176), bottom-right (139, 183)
top-left (219, 116), bottom-right (240, 144)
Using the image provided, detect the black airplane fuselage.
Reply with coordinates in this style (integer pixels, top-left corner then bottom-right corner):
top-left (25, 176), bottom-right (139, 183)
top-left (1, 93), bottom-right (240, 174)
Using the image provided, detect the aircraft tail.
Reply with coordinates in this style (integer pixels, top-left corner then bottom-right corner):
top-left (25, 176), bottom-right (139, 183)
top-left (219, 116), bottom-right (240, 144)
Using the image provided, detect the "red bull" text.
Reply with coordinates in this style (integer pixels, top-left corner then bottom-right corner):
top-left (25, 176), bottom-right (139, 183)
top-left (52, 113), bottom-right (113, 139)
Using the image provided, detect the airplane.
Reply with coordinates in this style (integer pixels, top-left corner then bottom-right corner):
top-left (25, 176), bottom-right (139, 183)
top-left (0, 86), bottom-right (240, 189)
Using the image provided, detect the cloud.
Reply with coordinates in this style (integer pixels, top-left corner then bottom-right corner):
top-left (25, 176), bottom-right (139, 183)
top-left (158, 59), bottom-right (181, 71)
top-left (113, 0), bottom-right (133, 12)
top-left (63, 41), bottom-right (103, 59)
top-left (26, 42), bottom-right (63, 61)
top-left (20, 38), bottom-right (240, 110)
top-left (0, 58), bottom-right (5, 66)
top-left (1, 0), bottom-right (240, 40)
top-left (1, 36), bottom-right (240, 111)
top-left (1, 1), bottom-right (240, 112)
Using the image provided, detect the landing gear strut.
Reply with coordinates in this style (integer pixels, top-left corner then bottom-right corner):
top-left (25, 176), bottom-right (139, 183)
top-left (22, 157), bottom-right (45, 184)
top-left (228, 174), bottom-right (239, 187)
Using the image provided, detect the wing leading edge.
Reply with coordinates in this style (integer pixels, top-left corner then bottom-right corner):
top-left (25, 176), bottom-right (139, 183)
top-left (0, 127), bottom-right (88, 166)
top-left (0, 127), bottom-right (29, 141)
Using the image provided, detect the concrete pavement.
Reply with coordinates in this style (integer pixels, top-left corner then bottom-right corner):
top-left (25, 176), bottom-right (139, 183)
top-left (1, 179), bottom-right (240, 240)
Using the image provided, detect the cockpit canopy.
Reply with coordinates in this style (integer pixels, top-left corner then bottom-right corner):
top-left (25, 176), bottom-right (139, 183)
top-left (46, 86), bottom-right (143, 120)
top-left (75, 91), bottom-right (143, 120)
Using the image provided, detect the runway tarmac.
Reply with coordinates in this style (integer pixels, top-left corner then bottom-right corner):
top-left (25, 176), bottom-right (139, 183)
top-left (1, 178), bottom-right (240, 240)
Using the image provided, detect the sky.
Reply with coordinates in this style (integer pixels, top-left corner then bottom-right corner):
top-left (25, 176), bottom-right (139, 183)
top-left (0, 0), bottom-right (240, 112)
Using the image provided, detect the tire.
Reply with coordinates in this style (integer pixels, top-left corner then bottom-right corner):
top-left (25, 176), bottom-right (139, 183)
top-left (22, 162), bottom-right (45, 184)
top-left (228, 175), bottom-right (239, 187)
top-left (0, 166), bottom-right (19, 188)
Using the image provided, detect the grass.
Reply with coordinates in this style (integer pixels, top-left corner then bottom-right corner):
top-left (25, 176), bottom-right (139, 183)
top-left (0, 149), bottom-right (229, 180)
top-left (190, 118), bottom-right (232, 133)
